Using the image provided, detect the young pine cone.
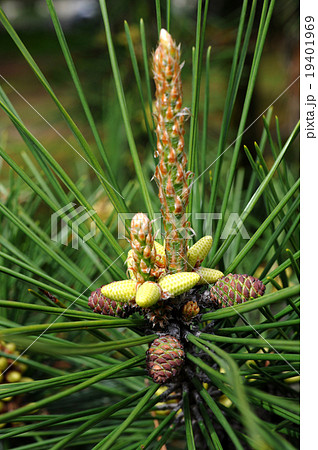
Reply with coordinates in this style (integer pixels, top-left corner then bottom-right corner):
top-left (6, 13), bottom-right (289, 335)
top-left (146, 335), bottom-right (184, 384)
top-left (129, 213), bottom-right (158, 283)
top-left (181, 300), bottom-right (200, 322)
top-left (153, 29), bottom-right (191, 273)
top-left (88, 288), bottom-right (132, 318)
top-left (210, 273), bottom-right (266, 308)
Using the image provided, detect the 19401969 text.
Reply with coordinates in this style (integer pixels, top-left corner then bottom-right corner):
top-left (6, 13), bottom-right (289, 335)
top-left (304, 16), bottom-right (316, 138)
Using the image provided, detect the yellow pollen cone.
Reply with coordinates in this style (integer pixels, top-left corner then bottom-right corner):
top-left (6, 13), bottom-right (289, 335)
top-left (154, 241), bottom-right (165, 257)
top-left (101, 280), bottom-right (137, 302)
top-left (136, 281), bottom-right (161, 308)
top-left (158, 272), bottom-right (200, 298)
top-left (195, 267), bottom-right (224, 285)
top-left (187, 236), bottom-right (213, 268)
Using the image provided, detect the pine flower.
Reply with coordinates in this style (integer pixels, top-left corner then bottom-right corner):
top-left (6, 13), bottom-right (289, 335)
top-left (153, 29), bottom-right (192, 273)
top-left (210, 273), bottom-right (266, 308)
top-left (146, 335), bottom-right (184, 384)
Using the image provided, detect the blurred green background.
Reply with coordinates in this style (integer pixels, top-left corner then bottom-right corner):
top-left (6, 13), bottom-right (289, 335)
top-left (0, 0), bottom-right (299, 203)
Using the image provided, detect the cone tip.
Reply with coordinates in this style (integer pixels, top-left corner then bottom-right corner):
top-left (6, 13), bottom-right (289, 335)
top-left (159, 28), bottom-right (172, 46)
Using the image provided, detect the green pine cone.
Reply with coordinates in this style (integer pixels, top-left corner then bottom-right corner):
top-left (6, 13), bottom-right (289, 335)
top-left (210, 273), bottom-right (266, 308)
top-left (146, 335), bottom-right (184, 384)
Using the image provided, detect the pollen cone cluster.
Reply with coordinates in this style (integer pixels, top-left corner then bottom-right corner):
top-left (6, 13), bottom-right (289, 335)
top-left (153, 29), bottom-right (192, 273)
top-left (99, 228), bottom-right (223, 312)
top-left (210, 273), bottom-right (266, 308)
top-left (146, 335), bottom-right (184, 384)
